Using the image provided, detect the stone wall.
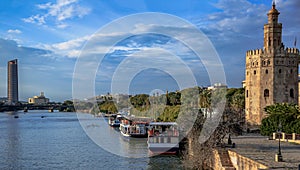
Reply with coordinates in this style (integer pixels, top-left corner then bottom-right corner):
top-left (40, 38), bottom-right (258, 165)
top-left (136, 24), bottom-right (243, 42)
top-left (228, 150), bottom-right (268, 170)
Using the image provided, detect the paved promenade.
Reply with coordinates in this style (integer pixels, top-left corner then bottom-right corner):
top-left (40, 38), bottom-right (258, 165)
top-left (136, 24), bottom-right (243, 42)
top-left (230, 135), bottom-right (300, 169)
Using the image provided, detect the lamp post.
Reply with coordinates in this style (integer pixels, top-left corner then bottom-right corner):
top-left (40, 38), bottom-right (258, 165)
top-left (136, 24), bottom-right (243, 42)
top-left (275, 122), bottom-right (283, 162)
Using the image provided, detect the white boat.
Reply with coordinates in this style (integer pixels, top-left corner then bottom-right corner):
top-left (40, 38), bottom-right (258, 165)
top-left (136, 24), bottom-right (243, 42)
top-left (147, 122), bottom-right (179, 155)
top-left (119, 120), bottom-right (148, 138)
top-left (108, 114), bottom-right (123, 127)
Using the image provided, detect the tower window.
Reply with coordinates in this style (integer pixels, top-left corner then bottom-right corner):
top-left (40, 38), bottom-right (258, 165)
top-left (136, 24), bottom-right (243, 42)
top-left (290, 89), bottom-right (294, 98)
top-left (254, 70), bottom-right (256, 75)
top-left (279, 69), bottom-right (281, 74)
top-left (265, 69), bottom-right (268, 74)
top-left (291, 69), bottom-right (293, 74)
top-left (246, 90), bottom-right (248, 98)
top-left (267, 60), bottom-right (270, 65)
top-left (264, 89), bottom-right (269, 97)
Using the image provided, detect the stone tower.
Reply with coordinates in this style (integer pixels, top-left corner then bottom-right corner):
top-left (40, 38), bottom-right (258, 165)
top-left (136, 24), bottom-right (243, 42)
top-left (245, 2), bottom-right (299, 125)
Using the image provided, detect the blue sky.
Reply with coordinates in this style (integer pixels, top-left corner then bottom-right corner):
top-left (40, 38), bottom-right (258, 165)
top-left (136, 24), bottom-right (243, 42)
top-left (0, 0), bottom-right (299, 102)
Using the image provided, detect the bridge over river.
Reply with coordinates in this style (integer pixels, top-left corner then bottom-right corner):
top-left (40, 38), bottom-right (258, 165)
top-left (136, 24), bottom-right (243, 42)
top-left (0, 104), bottom-right (74, 112)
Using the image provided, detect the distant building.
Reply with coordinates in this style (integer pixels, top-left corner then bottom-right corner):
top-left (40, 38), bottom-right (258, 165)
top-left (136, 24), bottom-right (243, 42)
top-left (28, 92), bottom-right (50, 104)
top-left (244, 3), bottom-right (299, 125)
top-left (207, 83), bottom-right (228, 90)
top-left (241, 80), bottom-right (246, 88)
top-left (7, 59), bottom-right (18, 105)
top-left (0, 97), bottom-right (7, 103)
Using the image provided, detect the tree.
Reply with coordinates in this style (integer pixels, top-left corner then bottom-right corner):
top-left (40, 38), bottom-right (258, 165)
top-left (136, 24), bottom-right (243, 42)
top-left (99, 101), bottom-right (118, 113)
top-left (63, 100), bottom-right (73, 106)
top-left (260, 103), bottom-right (300, 136)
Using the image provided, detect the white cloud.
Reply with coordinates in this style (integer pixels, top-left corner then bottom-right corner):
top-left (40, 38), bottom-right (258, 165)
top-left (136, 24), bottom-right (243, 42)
top-left (56, 23), bottom-right (69, 29)
top-left (39, 23), bottom-right (213, 60)
top-left (22, 14), bottom-right (46, 25)
top-left (7, 29), bottom-right (22, 34)
top-left (202, 0), bottom-right (267, 39)
top-left (40, 35), bottom-right (90, 58)
top-left (23, 0), bottom-right (90, 28)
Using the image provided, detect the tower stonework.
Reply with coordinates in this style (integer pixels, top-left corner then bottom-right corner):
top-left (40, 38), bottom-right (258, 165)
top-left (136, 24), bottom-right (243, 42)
top-left (245, 3), bottom-right (299, 125)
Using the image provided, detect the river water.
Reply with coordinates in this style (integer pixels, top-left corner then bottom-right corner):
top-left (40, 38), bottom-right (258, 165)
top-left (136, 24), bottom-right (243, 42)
top-left (0, 111), bottom-right (184, 170)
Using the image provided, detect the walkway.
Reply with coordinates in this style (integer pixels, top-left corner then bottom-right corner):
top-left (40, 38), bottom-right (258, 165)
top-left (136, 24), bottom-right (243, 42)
top-left (230, 135), bottom-right (300, 169)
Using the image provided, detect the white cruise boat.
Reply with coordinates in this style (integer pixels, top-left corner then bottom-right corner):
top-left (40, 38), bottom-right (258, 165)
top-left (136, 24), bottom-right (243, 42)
top-left (119, 119), bottom-right (149, 138)
top-left (147, 122), bottom-right (179, 155)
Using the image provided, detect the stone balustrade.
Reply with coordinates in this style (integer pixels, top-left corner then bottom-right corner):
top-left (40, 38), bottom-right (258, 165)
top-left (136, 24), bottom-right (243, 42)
top-left (272, 132), bottom-right (300, 144)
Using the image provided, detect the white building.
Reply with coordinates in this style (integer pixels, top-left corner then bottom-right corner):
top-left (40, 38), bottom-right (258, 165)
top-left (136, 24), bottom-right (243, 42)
top-left (28, 92), bottom-right (49, 104)
top-left (207, 83), bottom-right (228, 90)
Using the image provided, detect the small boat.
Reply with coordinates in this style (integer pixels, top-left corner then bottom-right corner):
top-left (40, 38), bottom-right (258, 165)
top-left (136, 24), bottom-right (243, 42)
top-left (119, 119), bottom-right (149, 138)
top-left (108, 115), bottom-right (122, 127)
top-left (147, 122), bottom-right (179, 155)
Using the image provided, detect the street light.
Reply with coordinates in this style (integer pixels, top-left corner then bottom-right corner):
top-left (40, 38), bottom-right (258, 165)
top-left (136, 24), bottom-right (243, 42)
top-left (275, 122), bottom-right (283, 162)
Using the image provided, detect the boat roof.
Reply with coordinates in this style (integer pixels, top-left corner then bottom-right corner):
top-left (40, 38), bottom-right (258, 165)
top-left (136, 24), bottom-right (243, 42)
top-left (149, 122), bottom-right (177, 126)
top-left (123, 115), bottom-right (153, 122)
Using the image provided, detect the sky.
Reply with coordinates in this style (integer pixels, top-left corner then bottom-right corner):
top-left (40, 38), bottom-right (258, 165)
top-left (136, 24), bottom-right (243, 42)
top-left (0, 0), bottom-right (299, 102)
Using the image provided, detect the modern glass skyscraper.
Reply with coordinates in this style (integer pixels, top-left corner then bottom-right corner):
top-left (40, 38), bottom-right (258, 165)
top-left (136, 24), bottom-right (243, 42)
top-left (7, 59), bottom-right (18, 104)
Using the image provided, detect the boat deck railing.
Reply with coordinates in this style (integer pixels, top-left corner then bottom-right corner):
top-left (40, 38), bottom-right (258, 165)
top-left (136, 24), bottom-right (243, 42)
top-left (148, 136), bottom-right (179, 144)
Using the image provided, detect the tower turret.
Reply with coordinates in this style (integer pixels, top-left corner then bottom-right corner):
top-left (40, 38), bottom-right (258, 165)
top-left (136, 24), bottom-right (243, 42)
top-left (264, 1), bottom-right (282, 51)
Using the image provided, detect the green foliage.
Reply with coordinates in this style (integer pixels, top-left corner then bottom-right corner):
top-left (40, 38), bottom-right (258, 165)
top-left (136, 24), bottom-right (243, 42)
top-left (59, 100), bottom-right (75, 112)
top-left (226, 88), bottom-right (245, 111)
top-left (99, 101), bottom-right (117, 113)
top-left (199, 89), bottom-right (211, 109)
top-left (130, 94), bottom-right (150, 111)
top-left (260, 103), bottom-right (300, 136)
top-left (96, 87), bottom-right (246, 124)
top-left (167, 92), bottom-right (181, 106)
top-left (63, 100), bottom-right (73, 106)
top-left (157, 105), bottom-right (180, 122)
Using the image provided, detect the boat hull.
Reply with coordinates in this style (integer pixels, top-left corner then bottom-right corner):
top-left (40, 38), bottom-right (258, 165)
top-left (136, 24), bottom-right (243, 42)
top-left (130, 133), bottom-right (148, 138)
top-left (120, 130), bottom-right (147, 138)
top-left (148, 146), bottom-right (179, 155)
top-left (148, 142), bottom-right (179, 155)
top-left (109, 123), bottom-right (120, 127)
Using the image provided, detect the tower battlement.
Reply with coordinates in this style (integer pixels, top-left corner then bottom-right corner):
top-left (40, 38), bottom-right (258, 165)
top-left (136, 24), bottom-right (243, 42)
top-left (246, 48), bottom-right (299, 57)
top-left (246, 49), bottom-right (264, 56)
top-left (286, 47), bottom-right (299, 54)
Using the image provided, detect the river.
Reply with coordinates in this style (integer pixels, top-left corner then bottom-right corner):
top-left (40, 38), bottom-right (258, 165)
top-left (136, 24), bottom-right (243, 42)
top-left (0, 111), bottom-right (184, 170)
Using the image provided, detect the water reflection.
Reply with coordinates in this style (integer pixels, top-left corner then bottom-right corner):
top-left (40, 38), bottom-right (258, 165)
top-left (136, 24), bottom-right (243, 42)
top-left (4, 111), bottom-right (21, 169)
top-left (0, 111), bottom-right (183, 169)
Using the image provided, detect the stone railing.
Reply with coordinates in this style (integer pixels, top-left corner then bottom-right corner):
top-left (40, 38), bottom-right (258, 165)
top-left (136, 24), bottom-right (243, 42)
top-left (227, 150), bottom-right (268, 170)
top-left (272, 133), bottom-right (300, 144)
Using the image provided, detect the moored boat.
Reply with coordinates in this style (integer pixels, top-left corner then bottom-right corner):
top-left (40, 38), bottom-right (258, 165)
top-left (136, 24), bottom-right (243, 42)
top-left (108, 114), bottom-right (122, 127)
top-left (119, 116), bottom-right (152, 138)
top-left (119, 121), bottom-right (148, 138)
top-left (147, 122), bottom-right (179, 155)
